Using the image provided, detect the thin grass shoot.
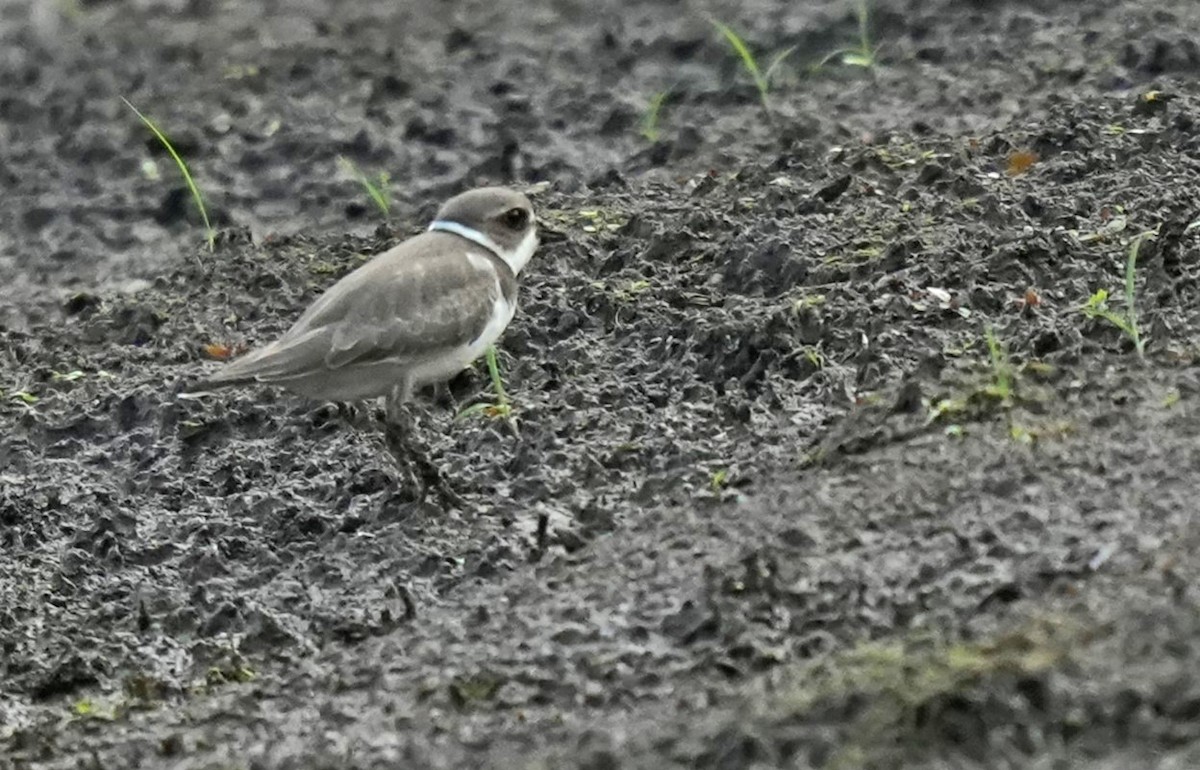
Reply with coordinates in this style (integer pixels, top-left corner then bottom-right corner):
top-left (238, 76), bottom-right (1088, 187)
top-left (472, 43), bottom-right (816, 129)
top-left (983, 326), bottom-right (1013, 405)
top-left (121, 97), bottom-right (215, 253)
top-left (337, 156), bottom-right (391, 217)
top-left (641, 89), bottom-right (670, 142)
top-left (1080, 228), bottom-right (1157, 359)
top-left (457, 346), bottom-right (518, 434)
top-left (708, 18), bottom-right (796, 109)
top-left (817, 0), bottom-right (878, 70)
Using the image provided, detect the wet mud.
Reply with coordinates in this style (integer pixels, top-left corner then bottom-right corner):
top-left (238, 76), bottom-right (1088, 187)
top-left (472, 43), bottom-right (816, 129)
top-left (3, 0), bottom-right (1200, 767)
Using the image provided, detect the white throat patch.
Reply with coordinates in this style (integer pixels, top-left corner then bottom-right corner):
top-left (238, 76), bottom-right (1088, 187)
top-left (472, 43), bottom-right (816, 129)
top-left (428, 220), bottom-right (538, 276)
top-left (505, 228), bottom-right (538, 276)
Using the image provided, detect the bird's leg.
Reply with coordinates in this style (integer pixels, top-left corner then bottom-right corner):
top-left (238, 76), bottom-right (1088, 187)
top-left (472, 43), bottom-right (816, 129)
top-left (385, 377), bottom-right (414, 427)
top-left (432, 380), bottom-right (461, 414)
top-left (380, 377), bottom-right (466, 509)
top-left (381, 376), bottom-right (422, 499)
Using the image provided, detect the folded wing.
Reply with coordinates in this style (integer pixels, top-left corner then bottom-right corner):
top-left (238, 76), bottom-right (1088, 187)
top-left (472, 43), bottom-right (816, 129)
top-left (207, 237), bottom-right (502, 386)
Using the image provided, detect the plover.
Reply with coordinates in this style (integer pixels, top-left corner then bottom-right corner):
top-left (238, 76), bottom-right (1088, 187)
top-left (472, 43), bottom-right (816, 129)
top-left (188, 187), bottom-right (538, 422)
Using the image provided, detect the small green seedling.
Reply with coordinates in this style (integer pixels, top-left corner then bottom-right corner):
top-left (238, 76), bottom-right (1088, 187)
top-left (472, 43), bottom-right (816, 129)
top-left (457, 346), bottom-right (518, 435)
top-left (640, 89), bottom-right (671, 142)
top-left (709, 468), bottom-right (730, 491)
top-left (708, 19), bottom-right (797, 109)
top-left (9, 390), bottom-right (38, 405)
top-left (927, 327), bottom-right (1016, 428)
top-left (983, 326), bottom-right (1013, 405)
top-left (70, 697), bottom-right (114, 720)
top-left (817, 0), bottom-right (879, 70)
top-left (1080, 229), bottom-right (1157, 359)
top-left (338, 156), bottom-right (391, 217)
top-left (209, 665), bottom-right (256, 686)
top-left (121, 97), bottom-right (215, 253)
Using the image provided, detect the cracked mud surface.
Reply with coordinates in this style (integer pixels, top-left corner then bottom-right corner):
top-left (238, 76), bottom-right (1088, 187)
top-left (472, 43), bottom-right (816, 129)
top-left (4, 0), bottom-right (1200, 767)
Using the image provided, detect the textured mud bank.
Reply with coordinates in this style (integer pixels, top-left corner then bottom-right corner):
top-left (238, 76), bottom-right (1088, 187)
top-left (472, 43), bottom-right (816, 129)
top-left (3, 0), bottom-right (1200, 768)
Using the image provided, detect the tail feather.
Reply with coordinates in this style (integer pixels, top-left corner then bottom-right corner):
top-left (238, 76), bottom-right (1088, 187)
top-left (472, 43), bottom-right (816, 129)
top-left (179, 327), bottom-right (330, 398)
top-left (177, 372), bottom-right (255, 398)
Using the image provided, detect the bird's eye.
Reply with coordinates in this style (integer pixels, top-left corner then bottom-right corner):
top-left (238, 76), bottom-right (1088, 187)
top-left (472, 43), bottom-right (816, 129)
top-left (502, 207), bottom-right (528, 229)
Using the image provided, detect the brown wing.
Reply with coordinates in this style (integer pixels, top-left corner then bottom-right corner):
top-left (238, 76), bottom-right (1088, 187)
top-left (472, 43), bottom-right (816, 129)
top-left (211, 234), bottom-right (505, 384)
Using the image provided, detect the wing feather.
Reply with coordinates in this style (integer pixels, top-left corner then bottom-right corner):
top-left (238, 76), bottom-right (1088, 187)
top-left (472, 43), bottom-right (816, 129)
top-left (217, 234), bottom-right (504, 383)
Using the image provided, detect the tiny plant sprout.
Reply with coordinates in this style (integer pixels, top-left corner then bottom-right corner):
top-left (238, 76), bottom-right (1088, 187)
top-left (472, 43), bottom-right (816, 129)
top-left (641, 89), bottom-right (670, 142)
top-left (337, 156), bottom-right (391, 217)
top-left (121, 97), bottom-right (215, 253)
top-left (817, 0), bottom-right (879, 71)
top-left (708, 18), bottom-right (797, 110)
top-left (457, 346), bottom-right (519, 436)
top-left (1080, 228), bottom-right (1157, 359)
top-left (983, 326), bottom-right (1013, 405)
top-left (11, 390), bottom-right (38, 405)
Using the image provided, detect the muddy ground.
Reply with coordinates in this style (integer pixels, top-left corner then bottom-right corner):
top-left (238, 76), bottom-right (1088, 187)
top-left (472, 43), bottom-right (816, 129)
top-left (3, 0), bottom-right (1200, 767)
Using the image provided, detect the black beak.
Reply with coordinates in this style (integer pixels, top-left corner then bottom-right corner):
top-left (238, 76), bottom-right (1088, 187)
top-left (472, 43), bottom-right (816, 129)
top-left (536, 218), bottom-right (569, 243)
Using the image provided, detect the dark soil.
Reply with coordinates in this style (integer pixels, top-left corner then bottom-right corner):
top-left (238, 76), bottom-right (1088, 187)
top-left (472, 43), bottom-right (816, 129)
top-left (5, 0), bottom-right (1200, 767)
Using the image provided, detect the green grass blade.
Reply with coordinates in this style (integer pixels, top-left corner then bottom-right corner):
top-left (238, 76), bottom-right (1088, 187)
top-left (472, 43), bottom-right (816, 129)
top-left (816, 0), bottom-right (877, 71)
top-left (814, 47), bottom-right (853, 70)
top-left (842, 51), bottom-right (875, 67)
top-left (1125, 233), bottom-right (1144, 310)
top-left (1124, 238), bottom-right (1138, 328)
top-left (984, 326), bottom-right (1011, 400)
top-left (1124, 229), bottom-right (1156, 357)
top-left (338, 156), bottom-right (391, 217)
top-left (856, 0), bottom-right (873, 56)
top-left (455, 346), bottom-right (517, 432)
top-left (709, 19), bottom-right (768, 102)
top-left (764, 45), bottom-right (798, 84)
top-left (641, 90), bottom-right (670, 142)
top-left (121, 97), bottom-right (214, 252)
top-left (485, 345), bottom-right (508, 405)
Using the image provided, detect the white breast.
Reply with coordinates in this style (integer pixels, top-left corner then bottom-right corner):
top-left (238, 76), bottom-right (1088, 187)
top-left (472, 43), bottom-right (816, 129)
top-left (407, 253), bottom-right (515, 386)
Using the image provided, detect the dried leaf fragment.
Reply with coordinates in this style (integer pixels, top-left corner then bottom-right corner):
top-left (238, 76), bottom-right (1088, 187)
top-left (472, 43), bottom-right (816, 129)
top-left (1006, 150), bottom-right (1039, 176)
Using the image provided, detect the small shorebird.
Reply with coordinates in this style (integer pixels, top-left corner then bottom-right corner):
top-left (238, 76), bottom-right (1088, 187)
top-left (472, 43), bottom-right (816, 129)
top-left (187, 186), bottom-right (539, 501)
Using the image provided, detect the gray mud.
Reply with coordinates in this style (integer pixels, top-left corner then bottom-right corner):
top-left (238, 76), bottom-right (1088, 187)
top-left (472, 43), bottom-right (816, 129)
top-left (4, 0), bottom-right (1200, 768)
